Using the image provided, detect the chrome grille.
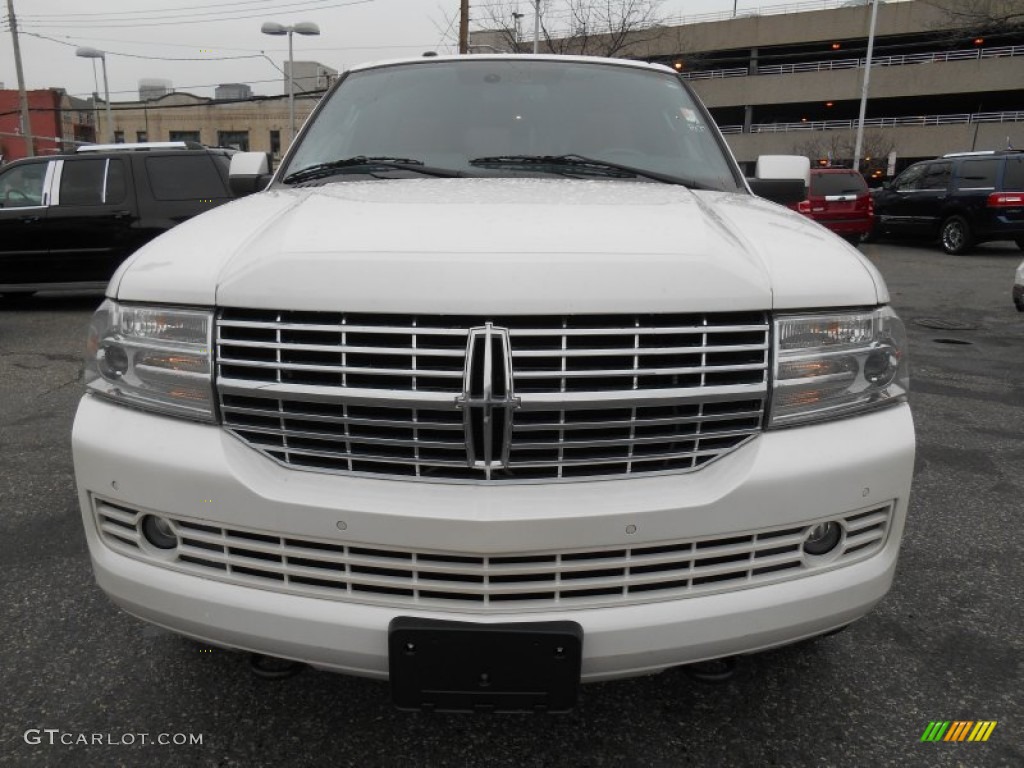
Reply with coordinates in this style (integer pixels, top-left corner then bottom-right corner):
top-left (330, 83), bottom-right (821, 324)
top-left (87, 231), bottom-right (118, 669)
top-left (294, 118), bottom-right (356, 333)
top-left (94, 499), bottom-right (894, 613)
top-left (217, 311), bottom-right (769, 481)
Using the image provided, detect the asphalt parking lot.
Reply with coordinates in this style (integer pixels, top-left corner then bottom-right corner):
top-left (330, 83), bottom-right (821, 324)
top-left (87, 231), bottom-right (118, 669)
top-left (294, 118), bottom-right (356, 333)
top-left (1, 241), bottom-right (1022, 768)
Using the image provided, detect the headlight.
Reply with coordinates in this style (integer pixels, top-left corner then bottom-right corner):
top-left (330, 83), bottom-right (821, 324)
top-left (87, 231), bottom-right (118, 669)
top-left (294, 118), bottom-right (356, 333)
top-left (769, 306), bottom-right (908, 428)
top-left (84, 300), bottom-right (216, 422)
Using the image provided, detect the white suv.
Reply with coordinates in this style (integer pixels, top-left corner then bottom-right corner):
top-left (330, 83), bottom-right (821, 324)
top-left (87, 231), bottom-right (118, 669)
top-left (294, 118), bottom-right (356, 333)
top-left (73, 55), bottom-right (914, 712)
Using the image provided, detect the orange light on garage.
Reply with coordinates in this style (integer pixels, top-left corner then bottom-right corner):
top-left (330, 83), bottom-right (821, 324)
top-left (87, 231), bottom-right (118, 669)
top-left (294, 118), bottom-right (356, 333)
top-left (825, 101), bottom-right (834, 107)
top-left (673, 61), bottom-right (684, 71)
top-left (832, 43), bottom-right (841, 50)
top-left (973, 37), bottom-right (984, 45)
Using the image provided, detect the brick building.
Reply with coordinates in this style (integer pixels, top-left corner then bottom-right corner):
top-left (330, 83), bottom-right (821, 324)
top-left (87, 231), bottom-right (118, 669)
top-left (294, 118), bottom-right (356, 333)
top-left (0, 89), bottom-right (95, 163)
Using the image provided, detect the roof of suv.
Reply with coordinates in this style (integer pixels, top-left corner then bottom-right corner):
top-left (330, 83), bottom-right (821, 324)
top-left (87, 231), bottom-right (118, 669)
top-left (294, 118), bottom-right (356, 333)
top-left (51, 142), bottom-right (237, 160)
top-left (941, 150), bottom-right (1023, 158)
top-left (348, 53), bottom-right (677, 75)
top-left (76, 141), bottom-right (209, 153)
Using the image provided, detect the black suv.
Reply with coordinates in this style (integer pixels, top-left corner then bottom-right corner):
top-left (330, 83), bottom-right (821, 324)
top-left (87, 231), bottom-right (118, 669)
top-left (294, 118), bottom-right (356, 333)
top-left (870, 150), bottom-right (1024, 254)
top-left (0, 142), bottom-right (236, 297)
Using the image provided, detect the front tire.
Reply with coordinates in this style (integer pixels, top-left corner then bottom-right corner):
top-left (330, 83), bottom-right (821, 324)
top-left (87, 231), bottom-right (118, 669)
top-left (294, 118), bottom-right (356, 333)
top-left (940, 215), bottom-right (973, 255)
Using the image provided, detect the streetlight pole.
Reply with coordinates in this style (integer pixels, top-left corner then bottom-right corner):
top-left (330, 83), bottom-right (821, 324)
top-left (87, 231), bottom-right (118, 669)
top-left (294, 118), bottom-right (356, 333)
top-left (533, 0), bottom-right (541, 54)
top-left (853, 0), bottom-right (880, 175)
top-left (288, 28), bottom-right (295, 143)
top-left (512, 12), bottom-right (524, 52)
top-left (262, 21), bottom-right (320, 146)
top-left (76, 47), bottom-right (113, 143)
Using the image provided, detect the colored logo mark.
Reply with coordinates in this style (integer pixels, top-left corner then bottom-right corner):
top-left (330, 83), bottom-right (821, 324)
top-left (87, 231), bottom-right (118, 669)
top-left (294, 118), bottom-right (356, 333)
top-left (920, 721), bottom-right (997, 742)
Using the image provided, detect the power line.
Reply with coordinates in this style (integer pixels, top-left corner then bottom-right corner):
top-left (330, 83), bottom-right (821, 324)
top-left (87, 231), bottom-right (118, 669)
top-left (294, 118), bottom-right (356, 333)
top-left (14, 33), bottom-right (267, 53)
top-left (9, 28), bottom-right (431, 55)
top-left (13, 0), bottom-right (374, 29)
top-left (20, 30), bottom-right (272, 61)
top-left (0, 90), bottom-right (326, 119)
top-left (67, 78), bottom-right (286, 99)
top-left (18, 0), bottom-right (324, 19)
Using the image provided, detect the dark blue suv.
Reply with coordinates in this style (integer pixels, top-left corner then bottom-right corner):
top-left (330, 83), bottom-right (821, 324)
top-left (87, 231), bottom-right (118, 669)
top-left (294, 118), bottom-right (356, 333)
top-left (870, 150), bottom-right (1024, 254)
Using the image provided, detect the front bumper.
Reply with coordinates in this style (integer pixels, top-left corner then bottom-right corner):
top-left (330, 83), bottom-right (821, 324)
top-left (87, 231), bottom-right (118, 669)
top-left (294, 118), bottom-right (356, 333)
top-left (73, 395), bottom-right (915, 682)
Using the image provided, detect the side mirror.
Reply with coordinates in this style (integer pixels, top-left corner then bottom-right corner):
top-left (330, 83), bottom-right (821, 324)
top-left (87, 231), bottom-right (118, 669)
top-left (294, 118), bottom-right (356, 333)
top-left (229, 152), bottom-right (272, 197)
top-left (748, 154), bottom-right (810, 206)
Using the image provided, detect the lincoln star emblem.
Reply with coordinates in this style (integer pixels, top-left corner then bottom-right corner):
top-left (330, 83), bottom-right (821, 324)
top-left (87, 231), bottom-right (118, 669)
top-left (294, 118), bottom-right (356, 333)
top-left (455, 323), bottom-right (520, 477)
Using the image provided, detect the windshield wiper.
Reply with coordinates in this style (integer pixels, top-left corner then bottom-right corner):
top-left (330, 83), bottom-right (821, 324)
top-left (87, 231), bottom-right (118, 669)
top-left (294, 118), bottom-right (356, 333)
top-left (283, 156), bottom-right (461, 184)
top-left (468, 154), bottom-right (710, 189)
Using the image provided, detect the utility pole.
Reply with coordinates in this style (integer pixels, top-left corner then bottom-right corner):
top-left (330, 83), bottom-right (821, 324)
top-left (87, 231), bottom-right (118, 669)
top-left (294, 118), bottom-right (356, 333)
top-left (459, 0), bottom-right (469, 54)
top-left (6, 0), bottom-right (35, 157)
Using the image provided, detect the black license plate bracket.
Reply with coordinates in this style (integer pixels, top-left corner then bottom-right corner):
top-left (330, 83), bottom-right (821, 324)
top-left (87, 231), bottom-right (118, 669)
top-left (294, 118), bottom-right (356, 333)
top-left (388, 617), bottom-right (583, 713)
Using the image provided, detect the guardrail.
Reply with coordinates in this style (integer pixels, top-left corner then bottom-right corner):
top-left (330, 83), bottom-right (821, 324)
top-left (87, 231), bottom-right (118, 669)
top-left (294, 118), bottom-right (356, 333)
top-left (717, 110), bottom-right (1024, 135)
top-left (682, 45), bottom-right (1024, 81)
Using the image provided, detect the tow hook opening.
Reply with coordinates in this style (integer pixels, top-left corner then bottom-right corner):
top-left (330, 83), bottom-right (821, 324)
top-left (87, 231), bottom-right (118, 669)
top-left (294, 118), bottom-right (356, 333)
top-left (248, 653), bottom-right (307, 680)
top-left (684, 656), bottom-right (738, 683)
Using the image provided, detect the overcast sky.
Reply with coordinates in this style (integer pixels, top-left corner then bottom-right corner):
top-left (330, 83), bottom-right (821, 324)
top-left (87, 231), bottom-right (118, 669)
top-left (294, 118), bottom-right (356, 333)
top-left (2, 0), bottom-right (829, 100)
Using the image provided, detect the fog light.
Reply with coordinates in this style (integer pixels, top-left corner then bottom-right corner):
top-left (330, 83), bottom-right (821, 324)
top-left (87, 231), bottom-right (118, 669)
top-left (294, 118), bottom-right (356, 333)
top-left (804, 521), bottom-right (842, 556)
top-left (141, 515), bottom-right (178, 549)
top-left (864, 347), bottom-right (898, 385)
top-left (98, 344), bottom-right (129, 379)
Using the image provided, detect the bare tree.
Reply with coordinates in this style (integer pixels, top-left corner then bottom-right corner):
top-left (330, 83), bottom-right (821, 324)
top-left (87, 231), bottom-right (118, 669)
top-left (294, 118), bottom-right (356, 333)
top-left (921, 0), bottom-right (1024, 34)
top-left (471, 0), bottom-right (666, 58)
top-left (792, 133), bottom-right (851, 167)
top-left (471, 3), bottom-right (527, 53)
top-left (792, 129), bottom-right (896, 176)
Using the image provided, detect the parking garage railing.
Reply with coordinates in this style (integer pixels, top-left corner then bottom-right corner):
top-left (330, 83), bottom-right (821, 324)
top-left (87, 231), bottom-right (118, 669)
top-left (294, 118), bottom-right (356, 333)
top-left (717, 110), bottom-right (1024, 135)
top-left (682, 45), bottom-right (1024, 81)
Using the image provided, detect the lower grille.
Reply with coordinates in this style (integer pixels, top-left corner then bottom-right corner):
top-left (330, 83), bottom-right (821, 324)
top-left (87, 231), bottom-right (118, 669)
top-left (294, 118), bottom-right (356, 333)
top-left (95, 498), bottom-right (893, 614)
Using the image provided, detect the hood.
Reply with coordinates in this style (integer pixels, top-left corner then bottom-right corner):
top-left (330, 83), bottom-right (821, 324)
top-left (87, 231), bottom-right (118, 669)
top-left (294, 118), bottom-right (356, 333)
top-left (112, 177), bottom-right (885, 312)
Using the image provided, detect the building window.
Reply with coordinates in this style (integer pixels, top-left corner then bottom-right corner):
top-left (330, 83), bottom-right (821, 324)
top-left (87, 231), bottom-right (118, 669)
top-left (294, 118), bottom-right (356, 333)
top-left (270, 130), bottom-right (281, 158)
top-left (169, 130), bottom-right (201, 144)
top-left (217, 130), bottom-right (250, 151)
top-left (114, 130), bottom-right (125, 144)
top-left (136, 130), bottom-right (148, 142)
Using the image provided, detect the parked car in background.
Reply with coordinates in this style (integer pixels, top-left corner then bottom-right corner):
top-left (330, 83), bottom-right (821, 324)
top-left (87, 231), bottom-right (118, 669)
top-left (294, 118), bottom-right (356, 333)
top-left (791, 168), bottom-right (873, 244)
top-left (0, 142), bottom-right (236, 299)
top-left (1014, 259), bottom-right (1024, 311)
top-left (870, 150), bottom-right (1024, 254)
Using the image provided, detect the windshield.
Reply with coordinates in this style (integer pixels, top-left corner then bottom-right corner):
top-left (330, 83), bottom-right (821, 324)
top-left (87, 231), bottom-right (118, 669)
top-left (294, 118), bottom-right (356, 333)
top-left (810, 172), bottom-right (867, 196)
top-left (282, 59), bottom-right (742, 191)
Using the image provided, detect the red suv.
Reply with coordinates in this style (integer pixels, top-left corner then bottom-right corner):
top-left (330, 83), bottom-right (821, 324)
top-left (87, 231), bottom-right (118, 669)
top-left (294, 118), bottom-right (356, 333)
top-left (791, 168), bottom-right (874, 244)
